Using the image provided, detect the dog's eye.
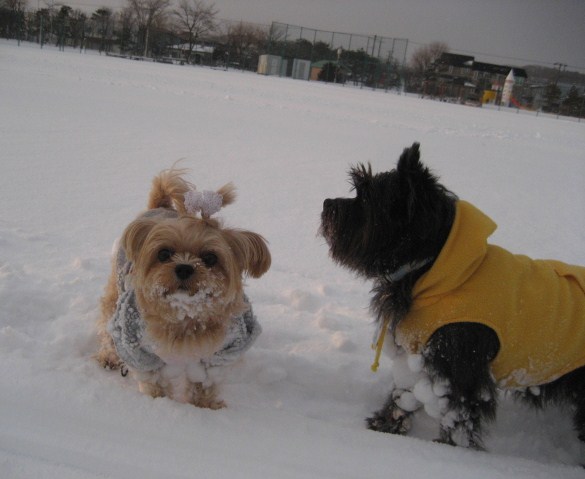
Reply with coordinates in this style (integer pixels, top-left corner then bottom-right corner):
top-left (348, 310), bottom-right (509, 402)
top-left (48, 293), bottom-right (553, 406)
top-left (200, 252), bottom-right (218, 268)
top-left (157, 248), bottom-right (174, 262)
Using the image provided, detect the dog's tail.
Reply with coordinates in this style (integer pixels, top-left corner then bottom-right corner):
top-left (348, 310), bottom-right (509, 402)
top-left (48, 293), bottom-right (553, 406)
top-left (148, 167), bottom-right (236, 217)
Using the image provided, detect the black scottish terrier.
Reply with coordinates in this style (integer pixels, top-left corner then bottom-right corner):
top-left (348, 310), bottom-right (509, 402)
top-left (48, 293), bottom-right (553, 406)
top-left (321, 142), bottom-right (585, 450)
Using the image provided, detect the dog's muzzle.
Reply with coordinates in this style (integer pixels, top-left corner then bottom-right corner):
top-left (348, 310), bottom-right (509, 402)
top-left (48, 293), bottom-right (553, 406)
top-left (320, 199), bottom-right (337, 240)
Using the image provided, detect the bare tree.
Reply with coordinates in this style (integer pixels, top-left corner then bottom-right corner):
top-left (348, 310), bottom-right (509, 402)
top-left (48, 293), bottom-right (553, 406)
top-left (91, 7), bottom-right (112, 52)
top-left (2, 0), bottom-right (27, 11)
top-left (410, 41), bottom-right (448, 75)
top-left (126, 0), bottom-right (170, 57)
top-left (116, 6), bottom-right (136, 53)
top-left (173, 0), bottom-right (217, 64)
top-left (226, 21), bottom-right (268, 70)
top-left (0, 0), bottom-right (27, 39)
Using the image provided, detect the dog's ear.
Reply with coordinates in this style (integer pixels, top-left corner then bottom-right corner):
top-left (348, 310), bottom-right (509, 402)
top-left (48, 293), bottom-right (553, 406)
top-left (224, 229), bottom-right (271, 278)
top-left (216, 182), bottom-right (236, 208)
top-left (121, 218), bottom-right (157, 262)
top-left (395, 142), bottom-right (432, 219)
top-left (396, 142), bottom-right (422, 174)
top-left (350, 163), bottom-right (372, 190)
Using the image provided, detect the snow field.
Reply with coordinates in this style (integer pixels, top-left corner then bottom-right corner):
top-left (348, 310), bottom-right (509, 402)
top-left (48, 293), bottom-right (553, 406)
top-left (1, 39), bottom-right (585, 477)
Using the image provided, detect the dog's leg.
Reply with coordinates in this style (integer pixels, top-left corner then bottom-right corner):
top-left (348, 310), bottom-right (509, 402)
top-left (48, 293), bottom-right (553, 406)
top-left (567, 368), bottom-right (585, 443)
top-left (139, 381), bottom-right (166, 398)
top-left (96, 336), bottom-right (123, 371)
top-left (367, 350), bottom-right (423, 434)
top-left (191, 382), bottom-right (226, 410)
top-left (96, 267), bottom-right (123, 370)
top-left (367, 388), bottom-right (419, 434)
top-left (423, 323), bottom-right (499, 450)
top-left (134, 370), bottom-right (166, 398)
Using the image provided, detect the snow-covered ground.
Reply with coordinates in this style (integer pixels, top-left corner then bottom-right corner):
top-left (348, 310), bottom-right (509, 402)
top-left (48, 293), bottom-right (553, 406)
top-left (1, 40), bottom-right (585, 478)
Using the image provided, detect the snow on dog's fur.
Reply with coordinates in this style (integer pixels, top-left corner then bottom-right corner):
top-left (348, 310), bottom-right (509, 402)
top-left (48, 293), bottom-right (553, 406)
top-left (321, 143), bottom-right (585, 450)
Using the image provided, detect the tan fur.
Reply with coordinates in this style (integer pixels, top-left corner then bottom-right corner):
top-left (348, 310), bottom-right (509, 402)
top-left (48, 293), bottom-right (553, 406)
top-left (96, 265), bottom-right (123, 370)
top-left (97, 167), bottom-right (270, 408)
top-left (147, 167), bottom-right (193, 211)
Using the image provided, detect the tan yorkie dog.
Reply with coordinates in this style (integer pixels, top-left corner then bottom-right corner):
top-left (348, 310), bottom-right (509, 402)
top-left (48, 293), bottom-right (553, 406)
top-left (97, 167), bottom-right (271, 408)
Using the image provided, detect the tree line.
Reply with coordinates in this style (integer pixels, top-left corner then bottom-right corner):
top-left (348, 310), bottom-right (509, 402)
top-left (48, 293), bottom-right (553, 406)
top-left (406, 41), bottom-right (585, 117)
top-left (2, 0), bottom-right (583, 116)
top-left (0, 0), bottom-right (270, 68)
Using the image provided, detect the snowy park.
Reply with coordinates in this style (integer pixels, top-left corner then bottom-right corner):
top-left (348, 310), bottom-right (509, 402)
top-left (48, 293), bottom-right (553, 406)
top-left (1, 39), bottom-right (585, 477)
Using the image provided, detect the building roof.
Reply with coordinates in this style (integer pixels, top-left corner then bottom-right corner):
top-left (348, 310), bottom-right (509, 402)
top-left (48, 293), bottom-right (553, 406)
top-left (437, 53), bottom-right (474, 67)
top-left (473, 61), bottom-right (527, 78)
top-left (169, 43), bottom-right (214, 54)
top-left (435, 53), bottom-right (528, 79)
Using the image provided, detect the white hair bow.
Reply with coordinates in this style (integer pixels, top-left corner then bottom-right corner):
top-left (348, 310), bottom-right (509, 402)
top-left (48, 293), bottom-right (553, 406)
top-left (184, 190), bottom-right (224, 218)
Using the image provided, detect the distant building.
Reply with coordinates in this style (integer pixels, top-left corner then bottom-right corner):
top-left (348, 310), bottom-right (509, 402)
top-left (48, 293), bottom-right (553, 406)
top-left (423, 53), bottom-right (528, 106)
top-left (258, 54), bottom-right (287, 76)
top-left (167, 43), bottom-right (215, 64)
top-left (257, 55), bottom-right (311, 80)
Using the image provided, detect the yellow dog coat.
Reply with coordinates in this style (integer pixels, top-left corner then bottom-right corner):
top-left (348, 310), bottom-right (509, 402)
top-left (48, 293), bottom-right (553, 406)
top-left (395, 201), bottom-right (585, 388)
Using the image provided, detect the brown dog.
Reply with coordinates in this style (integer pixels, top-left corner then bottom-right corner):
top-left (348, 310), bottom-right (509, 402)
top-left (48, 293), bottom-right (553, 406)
top-left (97, 168), bottom-right (271, 408)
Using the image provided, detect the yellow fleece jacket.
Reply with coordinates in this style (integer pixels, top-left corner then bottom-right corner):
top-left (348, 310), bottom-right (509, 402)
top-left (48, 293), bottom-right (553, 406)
top-left (395, 201), bottom-right (585, 388)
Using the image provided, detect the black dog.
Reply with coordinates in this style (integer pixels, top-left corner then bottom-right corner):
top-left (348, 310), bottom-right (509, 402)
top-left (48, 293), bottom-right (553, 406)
top-left (320, 142), bottom-right (585, 450)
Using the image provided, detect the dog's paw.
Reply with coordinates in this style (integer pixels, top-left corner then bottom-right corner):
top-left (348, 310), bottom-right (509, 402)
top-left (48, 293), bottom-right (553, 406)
top-left (433, 437), bottom-right (456, 447)
top-left (201, 398), bottom-right (227, 410)
top-left (192, 395), bottom-right (226, 410)
top-left (437, 423), bottom-right (485, 451)
top-left (367, 406), bottom-right (412, 434)
top-left (96, 350), bottom-right (123, 371)
top-left (191, 383), bottom-right (226, 409)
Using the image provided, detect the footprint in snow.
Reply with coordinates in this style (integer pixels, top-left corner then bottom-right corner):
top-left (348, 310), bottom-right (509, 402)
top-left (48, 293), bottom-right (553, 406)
top-left (285, 289), bottom-right (322, 312)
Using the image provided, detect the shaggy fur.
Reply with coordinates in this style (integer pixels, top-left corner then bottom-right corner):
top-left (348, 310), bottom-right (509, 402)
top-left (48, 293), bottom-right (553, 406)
top-left (320, 142), bottom-right (585, 450)
top-left (97, 168), bottom-right (271, 408)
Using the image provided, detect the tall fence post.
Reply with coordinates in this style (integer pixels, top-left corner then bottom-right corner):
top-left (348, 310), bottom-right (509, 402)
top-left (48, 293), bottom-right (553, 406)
top-left (40, 14), bottom-right (44, 48)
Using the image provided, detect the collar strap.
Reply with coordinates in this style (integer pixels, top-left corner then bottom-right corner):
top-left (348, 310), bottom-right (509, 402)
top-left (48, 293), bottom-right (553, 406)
top-left (384, 257), bottom-right (432, 282)
top-left (371, 316), bottom-right (391, 372)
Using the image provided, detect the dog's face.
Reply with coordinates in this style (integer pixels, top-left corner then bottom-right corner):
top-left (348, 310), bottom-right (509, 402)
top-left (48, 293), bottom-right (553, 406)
top-left (320, 143), bottom-right (456, 279)
top-left (122, 215), bottom-right (271, 325)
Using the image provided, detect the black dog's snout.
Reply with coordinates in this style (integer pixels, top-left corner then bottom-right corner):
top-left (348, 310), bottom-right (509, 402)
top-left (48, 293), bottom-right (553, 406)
top-left (323, 198), bottom-right (334, 210)
top-left (175, 264), bottom-right (195, 280)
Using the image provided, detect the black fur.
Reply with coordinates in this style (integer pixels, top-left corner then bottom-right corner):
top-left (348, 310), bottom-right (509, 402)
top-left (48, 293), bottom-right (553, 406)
top-left (321, 143), bottom-right (456, 330)
top-left (423, 323), bottom-right (499, 449)
top-left (321, 142), bottom-right (585, 450)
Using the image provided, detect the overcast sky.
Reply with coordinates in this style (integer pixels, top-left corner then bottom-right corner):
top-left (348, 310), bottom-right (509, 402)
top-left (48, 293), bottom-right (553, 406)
top-left (70, 0), bottom-right (585, 71)
top-left (215, 0), bottom-right (584, 70)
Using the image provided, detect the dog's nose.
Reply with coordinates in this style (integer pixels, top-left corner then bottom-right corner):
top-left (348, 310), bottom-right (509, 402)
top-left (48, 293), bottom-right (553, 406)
top-left (323, 198), bottom-right (333, 209)
top-left (175, 264), bottom-right (195, 281)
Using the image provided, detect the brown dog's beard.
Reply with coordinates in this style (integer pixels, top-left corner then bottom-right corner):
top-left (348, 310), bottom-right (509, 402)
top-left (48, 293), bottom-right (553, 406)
top-left (135, 287), bottom-right (246, 359)
top-left (143, 270), bottom-right (237, 319)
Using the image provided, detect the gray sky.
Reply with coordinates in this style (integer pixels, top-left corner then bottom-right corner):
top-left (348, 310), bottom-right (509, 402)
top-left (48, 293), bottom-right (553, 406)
top-left (213, 0), bottom-right (585, 70)
top-left (71, 0), bottom-right (585, 71)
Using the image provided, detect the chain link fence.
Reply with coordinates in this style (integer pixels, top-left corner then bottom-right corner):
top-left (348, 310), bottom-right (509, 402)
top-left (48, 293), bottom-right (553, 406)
top-left (263, 22), bottom-right (409, 90)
